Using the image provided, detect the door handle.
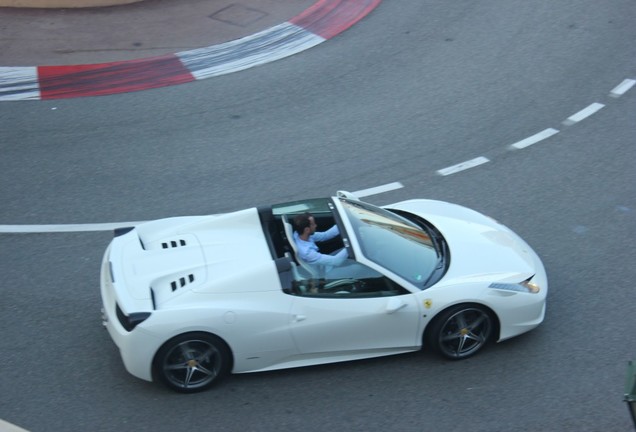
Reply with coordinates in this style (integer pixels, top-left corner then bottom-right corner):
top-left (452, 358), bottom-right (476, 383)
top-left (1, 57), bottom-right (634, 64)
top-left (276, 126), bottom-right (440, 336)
top-left (386, 298), bottom-right (407, 314)
top-left (293, 314), bottom-right (306, 322)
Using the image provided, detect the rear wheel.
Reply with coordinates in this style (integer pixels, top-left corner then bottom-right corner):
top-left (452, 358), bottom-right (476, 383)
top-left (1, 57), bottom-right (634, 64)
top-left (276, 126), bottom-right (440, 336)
top-left (153, 332), bottom-right (231, 393)
top-left (426, 304), bottom-right (494, 360)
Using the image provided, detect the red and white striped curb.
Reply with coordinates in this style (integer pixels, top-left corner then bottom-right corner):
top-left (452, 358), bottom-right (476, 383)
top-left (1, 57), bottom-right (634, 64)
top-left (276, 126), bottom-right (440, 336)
top-left (0, 0), bottom-right (381, 101)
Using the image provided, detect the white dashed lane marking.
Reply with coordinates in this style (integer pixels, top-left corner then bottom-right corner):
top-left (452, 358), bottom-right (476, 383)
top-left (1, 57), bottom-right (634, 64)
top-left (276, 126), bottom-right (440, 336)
top-left (436, 157), bottom-right (490, 176)
top-left (0, 184), bottom-right (404, 233)
top-left (352, 182), bottom-right (404, 198)
top-left (437, 76), bottom-right (634, 175)
top-left (563, 102), bottom-right (605, 126)
top-left (2, 78), bottom-right (634, 231)
top-left (610, 79), bottom-right (636, 98)
top-left (509, 128), bottom-right (560, 150)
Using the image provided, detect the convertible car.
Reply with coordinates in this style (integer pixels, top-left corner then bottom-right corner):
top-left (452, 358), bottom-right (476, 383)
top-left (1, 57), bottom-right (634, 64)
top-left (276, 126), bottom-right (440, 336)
top-left (100, 191), bottom-right (547, 393)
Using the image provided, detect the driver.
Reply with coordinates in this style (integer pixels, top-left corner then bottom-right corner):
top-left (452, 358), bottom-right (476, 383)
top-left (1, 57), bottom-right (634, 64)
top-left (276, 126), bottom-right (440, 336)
top-left (292, 212), bottom-right (347, 269)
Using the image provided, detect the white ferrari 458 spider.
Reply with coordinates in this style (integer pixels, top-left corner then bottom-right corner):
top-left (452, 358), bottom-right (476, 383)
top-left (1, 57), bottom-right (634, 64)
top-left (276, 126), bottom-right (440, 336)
top-left (100, 191), bottom-right (547, 393)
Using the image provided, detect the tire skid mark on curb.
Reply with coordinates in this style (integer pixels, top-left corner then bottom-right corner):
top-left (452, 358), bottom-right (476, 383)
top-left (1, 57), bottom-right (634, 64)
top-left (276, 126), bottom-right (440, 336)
top-left (0, 0), bottom-right (382, 101)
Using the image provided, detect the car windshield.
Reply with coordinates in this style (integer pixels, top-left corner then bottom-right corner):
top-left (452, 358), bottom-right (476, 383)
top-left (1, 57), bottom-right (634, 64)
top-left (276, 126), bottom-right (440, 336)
top-left (272, 198), bottom-right (332, 216)
top-left (339, 198), bottom-right (439, 288)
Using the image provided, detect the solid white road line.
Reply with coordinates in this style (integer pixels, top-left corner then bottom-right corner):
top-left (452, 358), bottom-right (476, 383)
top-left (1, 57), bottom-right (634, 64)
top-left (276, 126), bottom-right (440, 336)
top-left (563, 103), bottom-right (605, 125)
top-left (0, 419), bottom-right (29, 432)
top-left (0, 184), bottom-right (405, 234)
top-left (436, 157), bottom-right (490, 176)
top-left (610, 79), bottom-right (636, 98)
top-left (509, 128), bottom-right (560, 150)
top-left (352, 182), bottom-right (404, 198)
top-left (0, 221), bottom-right (146, 234)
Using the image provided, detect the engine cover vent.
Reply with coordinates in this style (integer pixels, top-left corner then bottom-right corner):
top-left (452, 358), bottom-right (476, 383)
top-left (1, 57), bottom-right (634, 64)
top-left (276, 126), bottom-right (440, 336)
top-left (162, 239), bottom-right (187, 249)
top-left (170, 274), bottom-right (195, 291)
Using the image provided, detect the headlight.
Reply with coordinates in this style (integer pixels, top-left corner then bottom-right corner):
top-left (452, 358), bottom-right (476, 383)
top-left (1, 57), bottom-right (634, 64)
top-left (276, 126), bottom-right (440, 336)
top-left (489, 277), bottom-right (541, 294)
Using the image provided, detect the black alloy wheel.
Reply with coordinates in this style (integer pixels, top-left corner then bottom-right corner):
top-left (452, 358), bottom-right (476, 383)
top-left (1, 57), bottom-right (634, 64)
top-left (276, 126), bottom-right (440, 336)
top-left (154, 332), bottom-right (231, 393)
top-left (427, 304), bottom-right (494, 360)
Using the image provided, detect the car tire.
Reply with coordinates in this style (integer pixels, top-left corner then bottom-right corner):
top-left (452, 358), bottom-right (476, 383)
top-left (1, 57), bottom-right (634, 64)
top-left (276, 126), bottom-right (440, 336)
top-left (426, 304), bottom-right (494, 360)
top-left (153, 332), bottom-right (231, 393)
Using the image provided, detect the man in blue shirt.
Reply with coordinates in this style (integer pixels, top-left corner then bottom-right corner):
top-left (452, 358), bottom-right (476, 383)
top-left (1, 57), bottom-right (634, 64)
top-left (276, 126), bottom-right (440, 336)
top-left (292, 213), bottom-right (348, 269)
top-left (291, 212), bottom-right (382, 282)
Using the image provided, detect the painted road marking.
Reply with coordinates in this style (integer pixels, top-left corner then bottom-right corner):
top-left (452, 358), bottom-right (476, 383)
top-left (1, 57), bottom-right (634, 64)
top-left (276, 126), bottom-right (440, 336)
top-left (0, 184), bottom-right (404, 234)
top-left (509, 128), bottom-right (560, 150)
top-left (610, 79), bottom-right (635, 98)
top-left (563, 102), bottom-right (605, 125)
top-left (436, 157), bottom-right (490, 176)
top-left (353, 182), bottom-right (404, 198)
top-left (0, 221), bottom-right (146, 234)
top-left (3, 74), bottom-right (635, 232)
top-left (0, 419), bottom-right (29, 432)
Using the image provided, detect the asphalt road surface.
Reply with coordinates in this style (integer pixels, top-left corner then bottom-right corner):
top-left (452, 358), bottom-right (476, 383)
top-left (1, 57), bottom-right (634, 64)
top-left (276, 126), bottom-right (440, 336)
top-left (1, 0), bottom-right (635, 431)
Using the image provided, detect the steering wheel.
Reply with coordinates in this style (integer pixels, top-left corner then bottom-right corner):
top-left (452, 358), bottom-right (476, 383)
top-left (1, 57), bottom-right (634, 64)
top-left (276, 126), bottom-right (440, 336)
top-left (323, 278), bottom-right (359, 291)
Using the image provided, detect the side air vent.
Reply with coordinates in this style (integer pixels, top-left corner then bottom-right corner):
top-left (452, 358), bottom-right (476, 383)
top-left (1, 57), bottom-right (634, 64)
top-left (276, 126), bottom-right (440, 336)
top-left (170, 274), bottom-right (195, 291)
top-left (161, 239), bottom-right (187, 249)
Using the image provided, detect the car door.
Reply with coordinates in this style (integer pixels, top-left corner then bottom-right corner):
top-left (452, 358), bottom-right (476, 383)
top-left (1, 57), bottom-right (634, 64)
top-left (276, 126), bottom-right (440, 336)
top-left (288, 263), bottom-right (421, 355)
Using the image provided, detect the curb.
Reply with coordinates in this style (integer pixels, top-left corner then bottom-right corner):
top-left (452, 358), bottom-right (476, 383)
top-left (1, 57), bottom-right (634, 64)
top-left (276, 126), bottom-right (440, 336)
top-left (0, 0), bottom-right (382, 101)
top-left (0, 0), bottom-right (142, 7)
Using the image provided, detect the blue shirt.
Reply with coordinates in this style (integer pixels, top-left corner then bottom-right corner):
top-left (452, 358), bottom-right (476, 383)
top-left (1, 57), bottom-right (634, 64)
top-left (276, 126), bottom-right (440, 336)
top-left (293, 225), bottom-right (348, 267)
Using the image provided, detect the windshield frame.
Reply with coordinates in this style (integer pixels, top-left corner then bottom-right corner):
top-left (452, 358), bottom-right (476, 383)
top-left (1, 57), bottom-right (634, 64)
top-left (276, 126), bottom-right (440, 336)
top-left (335, 197), bottom-right (445, 289)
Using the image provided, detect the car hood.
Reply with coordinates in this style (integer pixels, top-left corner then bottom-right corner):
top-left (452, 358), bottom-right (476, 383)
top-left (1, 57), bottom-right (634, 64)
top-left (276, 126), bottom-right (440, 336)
top-left (388, 199), bottom-right (539, 285)
top-left (109, 208), bottom-right (278, 311)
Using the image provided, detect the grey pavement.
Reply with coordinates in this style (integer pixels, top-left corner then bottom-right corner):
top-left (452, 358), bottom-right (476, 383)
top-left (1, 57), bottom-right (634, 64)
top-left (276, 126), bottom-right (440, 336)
top-left (0, 0), bottom-right (315, 66)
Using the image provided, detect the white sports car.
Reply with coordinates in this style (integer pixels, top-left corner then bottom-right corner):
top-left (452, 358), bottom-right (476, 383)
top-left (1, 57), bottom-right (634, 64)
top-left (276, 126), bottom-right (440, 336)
top-left (100, 191), bottom-right (547, 393)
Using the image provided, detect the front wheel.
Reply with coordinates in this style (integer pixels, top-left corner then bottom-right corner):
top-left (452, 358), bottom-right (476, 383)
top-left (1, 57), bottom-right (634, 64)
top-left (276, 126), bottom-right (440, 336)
top-left (426, 304), bottom-right (494, 360)
top-left (153, 332), bottom-right (231, 393)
